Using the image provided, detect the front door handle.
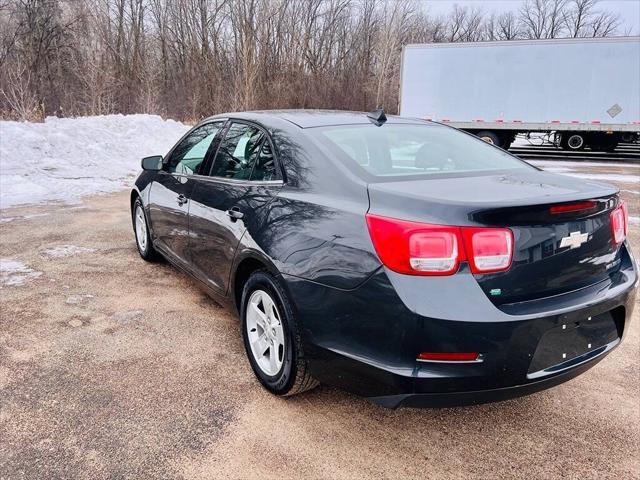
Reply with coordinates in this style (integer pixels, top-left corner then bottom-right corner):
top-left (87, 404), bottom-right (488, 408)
top-left (176, 194), bottom-right (187, 206)
top-left (226, 207), bottom-right (244, 221)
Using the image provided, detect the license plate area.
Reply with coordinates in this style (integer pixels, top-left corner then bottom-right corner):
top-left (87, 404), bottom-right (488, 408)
top-left (528, 311), bottom-right (619, 375)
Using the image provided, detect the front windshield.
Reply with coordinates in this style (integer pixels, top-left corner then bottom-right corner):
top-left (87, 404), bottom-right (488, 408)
top-left (311, 123), bottom-right (532, 178)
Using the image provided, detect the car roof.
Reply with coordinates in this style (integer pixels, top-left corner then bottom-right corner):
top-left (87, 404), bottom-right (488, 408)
top-left (205, 110), bottom-right (429, 129)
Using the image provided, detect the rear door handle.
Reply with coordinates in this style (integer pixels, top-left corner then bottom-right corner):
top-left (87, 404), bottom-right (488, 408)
top-left (176, 194), bottom-right (188, 206)
top-left (226, 207), bottom-right (244, 221)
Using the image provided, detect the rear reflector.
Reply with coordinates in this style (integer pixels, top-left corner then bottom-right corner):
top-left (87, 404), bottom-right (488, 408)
top-left (366, 214), bottom-right (513, 276)
top-left (417, 352), bottom-right (480, 362)
top-left (550, 201), bottom-right (597, 214)
top-left (611, 201), bottom-right (628, 245)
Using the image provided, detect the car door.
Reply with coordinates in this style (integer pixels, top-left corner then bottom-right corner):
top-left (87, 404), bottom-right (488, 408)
top-left (147, 121), bottom-right (224, 266)
top-left (188, 121), bottom-right (283, 295)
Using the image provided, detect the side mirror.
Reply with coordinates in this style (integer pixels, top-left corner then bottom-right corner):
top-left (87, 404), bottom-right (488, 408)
top-left (141, 155), bottom-right (163, 171)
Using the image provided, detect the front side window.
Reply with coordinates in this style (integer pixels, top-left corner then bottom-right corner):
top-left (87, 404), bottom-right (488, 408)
top-left (166, 122), bottom-right (222, 175)
top-left (311, 124), bottom-right (533, 178)
top-left (210, 122), bottom-right (271, 180)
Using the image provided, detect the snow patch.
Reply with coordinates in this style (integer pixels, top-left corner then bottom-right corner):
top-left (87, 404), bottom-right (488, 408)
top-left (0, 114), bottom-right (189, 209)
top-left (0, 259), bottom-right (42, 286)
top-left (537, 167), bottom-right (572, 173)
top-left (0, 213), bottom-right (50, 223)
top-left (528, 160), bottom-right (640, 170)
top-left (40, 245), bottom-right (96, 258)
top-left (65, 294), bottom-right (94, 305)
top-left (563, 173), bottom-right (639, 184)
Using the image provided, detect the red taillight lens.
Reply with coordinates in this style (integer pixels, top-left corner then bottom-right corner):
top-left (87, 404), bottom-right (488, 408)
top-left (462, 228), bottom-right (513, 273)
top-left (365, 214), bottom-right (463, 275)
top-left (610, 201), bottom-right (628, 245)
top-left (366, 214), bottom-right (513, 276)
top-left (409, 231), bottom-right (459, 273)
top-left (550, 201), bottom-right (597, 214)
top-left (417, 352), bottom-right (480, 362)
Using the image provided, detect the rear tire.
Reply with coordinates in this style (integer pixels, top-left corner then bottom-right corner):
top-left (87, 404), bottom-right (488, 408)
top-left (132, 197), bottom-right (160, 261)
top-left (588, 133), bottom-right (619, 153)
top-left (620, 132), bottom-right (638, 144)
top-left (560, 132), bottom-right (586, 151)
top-left (476, 130), bottom-right (503, 148)
top-left (241, 270), bottom-right (318, 396)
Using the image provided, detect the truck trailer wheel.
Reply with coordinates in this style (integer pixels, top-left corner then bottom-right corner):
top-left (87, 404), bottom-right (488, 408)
top-left (620, 132), bottom-right (638, 144)
top-left (588, 133), bottom-right (619, 153)
top-left (476, 131), bottom-right (503, 148)
top-left (560, 133), bottom-right (586, 151)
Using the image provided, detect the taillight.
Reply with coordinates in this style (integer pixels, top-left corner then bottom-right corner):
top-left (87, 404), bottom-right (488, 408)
top-left (461, 228), bottom-right (513, 273)
top-left (365, 215), bottom-right (463, 275)
top-left (366, 214), bottom-right (513, 276)
top-left (610, 201), bottom-right (628, 245)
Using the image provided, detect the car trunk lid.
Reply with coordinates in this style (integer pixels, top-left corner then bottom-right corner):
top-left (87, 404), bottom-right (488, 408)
top-left (367, 170), bottom-right (622, 305)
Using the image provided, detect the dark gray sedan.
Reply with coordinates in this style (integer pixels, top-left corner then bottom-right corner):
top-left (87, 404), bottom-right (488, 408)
top-left (131, 110), bottom-right (637, 408)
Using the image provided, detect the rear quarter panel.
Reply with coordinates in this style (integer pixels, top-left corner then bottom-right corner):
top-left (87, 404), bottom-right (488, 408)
top-left (250, 124), bottom-right (381, 290)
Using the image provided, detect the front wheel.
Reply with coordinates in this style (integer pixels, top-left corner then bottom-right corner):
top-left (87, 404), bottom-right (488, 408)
top-left (132, 197), bottom-right (160, 261)
top-left (241, 270), bottom-right (318, 396)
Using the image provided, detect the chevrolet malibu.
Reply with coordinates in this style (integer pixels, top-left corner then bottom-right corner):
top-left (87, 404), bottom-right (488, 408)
top-left (130, 110), bottom-right (637, 408)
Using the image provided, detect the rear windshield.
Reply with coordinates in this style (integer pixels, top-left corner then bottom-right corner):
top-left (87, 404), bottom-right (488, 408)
top-left (310, 124), bottom-right (532, 178)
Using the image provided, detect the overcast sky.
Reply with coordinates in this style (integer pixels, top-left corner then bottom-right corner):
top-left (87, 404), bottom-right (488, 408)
top-left (426, 0), bottom-right (640, 35)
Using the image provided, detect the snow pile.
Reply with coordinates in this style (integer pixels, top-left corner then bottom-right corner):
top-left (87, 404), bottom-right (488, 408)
top-left (0, 259), bottom-right (42, 286)
top-left (0, 114), bottom-right (189, 209)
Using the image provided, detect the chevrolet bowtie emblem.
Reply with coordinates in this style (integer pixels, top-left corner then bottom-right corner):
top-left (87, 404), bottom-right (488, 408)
top-left (559, 231), bottom-right (589, 249)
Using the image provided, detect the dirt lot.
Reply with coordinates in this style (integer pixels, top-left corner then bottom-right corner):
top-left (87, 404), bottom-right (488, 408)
top-left (1, 162), bottom-right (639, 479)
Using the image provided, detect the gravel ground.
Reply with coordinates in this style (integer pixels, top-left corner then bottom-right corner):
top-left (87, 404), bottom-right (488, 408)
top-left (1, 162), bottom-right (638, 479)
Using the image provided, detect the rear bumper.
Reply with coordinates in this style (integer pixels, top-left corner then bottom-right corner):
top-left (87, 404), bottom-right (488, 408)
top-left (370, 338), bottom-right (617, 408)
top-left (283, 245), bottom-right (637, 408)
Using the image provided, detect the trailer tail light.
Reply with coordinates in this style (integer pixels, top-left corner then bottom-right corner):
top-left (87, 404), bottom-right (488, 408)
top-left (365, 214), bottom-right (514, 276)
top-left (462, 228), bottom-right (514, 273)
top-left (610, 201), bottom-right (628, 245)
top-left (417, 352), bottom-right (481, 363)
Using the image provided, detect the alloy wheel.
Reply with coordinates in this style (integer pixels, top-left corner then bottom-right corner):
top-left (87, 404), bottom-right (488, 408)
top-left (246, 289), bottom-right (285, 376)
top-left (135, 204), bottom-right (148, 252)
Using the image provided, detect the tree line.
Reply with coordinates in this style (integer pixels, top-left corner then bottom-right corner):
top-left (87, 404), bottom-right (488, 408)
top-left (0, 0), bottom-right (626, 122)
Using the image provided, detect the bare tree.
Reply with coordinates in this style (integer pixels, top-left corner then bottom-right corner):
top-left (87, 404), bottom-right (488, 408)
top-left (587, 9), bottom-right (621, 37)
top-left (520, 0), bottom-right (568, 38)
top-left (0, 0), bottom-right (626, 121)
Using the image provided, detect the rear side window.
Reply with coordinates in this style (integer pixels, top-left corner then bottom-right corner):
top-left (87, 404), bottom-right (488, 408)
top-left (251, 141), bottom-right (277, 181)
top-left (210, 123), bottom-right (271, 180)
top-left (311, 124), bottom-right (532, 178)
top-left (166, 122), bottom-right (222, 175)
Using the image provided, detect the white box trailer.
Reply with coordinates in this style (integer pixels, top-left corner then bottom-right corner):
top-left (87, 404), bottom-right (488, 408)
top-left (399, 37), bottom-right (640, 152)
